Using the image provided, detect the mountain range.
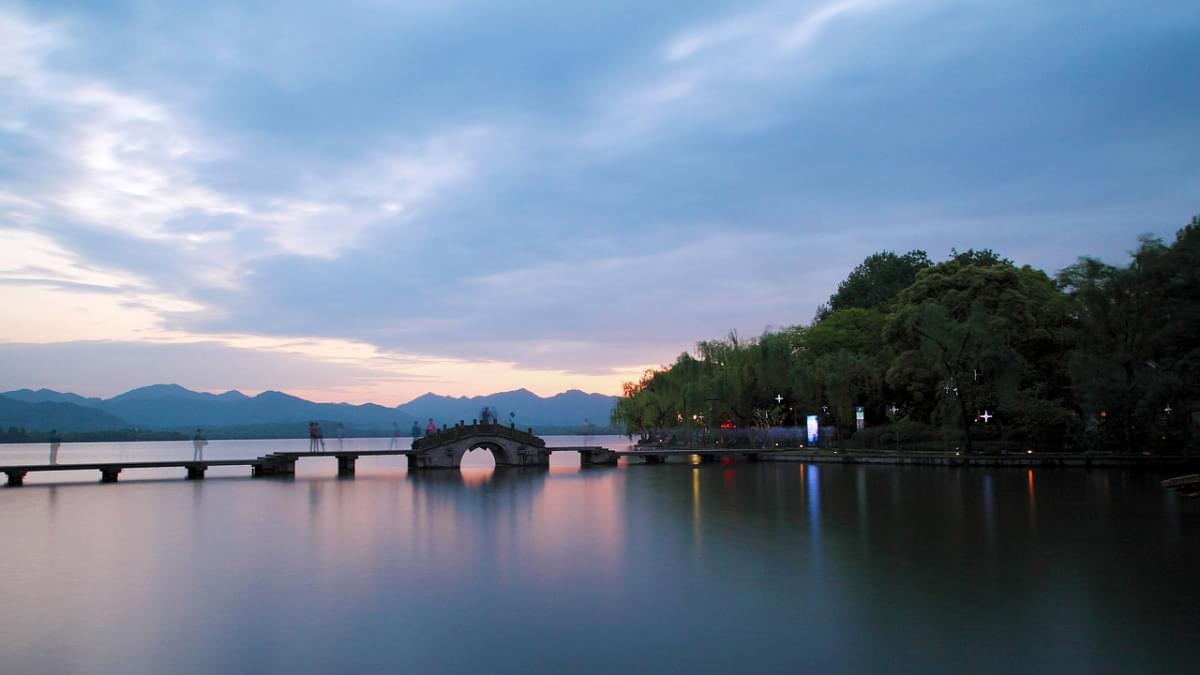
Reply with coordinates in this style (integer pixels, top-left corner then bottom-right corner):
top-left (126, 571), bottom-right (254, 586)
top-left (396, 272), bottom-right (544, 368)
top-left (0, 385), bottom-right (619, 435)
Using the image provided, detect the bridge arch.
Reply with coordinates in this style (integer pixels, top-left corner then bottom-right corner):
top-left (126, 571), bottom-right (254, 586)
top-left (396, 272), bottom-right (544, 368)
top-left (408, 423), bottom-right (550, 469)
top-left (462, 441), bottom-right (509, 466)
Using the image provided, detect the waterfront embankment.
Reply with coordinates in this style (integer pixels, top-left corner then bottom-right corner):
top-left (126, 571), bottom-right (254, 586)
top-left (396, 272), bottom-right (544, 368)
top-left (763, 449), bottom-right (1200, 469)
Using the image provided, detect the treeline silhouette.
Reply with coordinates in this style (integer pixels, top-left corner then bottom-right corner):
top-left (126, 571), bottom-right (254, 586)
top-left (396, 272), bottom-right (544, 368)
top-left (611, 216), bottom-right (1200, 454)
top-left (0, 427), bottom-right (186, 443)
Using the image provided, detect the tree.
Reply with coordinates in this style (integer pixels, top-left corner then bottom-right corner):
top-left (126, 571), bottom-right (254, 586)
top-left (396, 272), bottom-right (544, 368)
top-left (887, 255), bottom-right (1074, 452)
top-left (1060, 217), bottom-right (1200, 453)
top-left (817, 250), bottom-right (931, 319)
top-left (609, 219), bottom-right (1193, 454)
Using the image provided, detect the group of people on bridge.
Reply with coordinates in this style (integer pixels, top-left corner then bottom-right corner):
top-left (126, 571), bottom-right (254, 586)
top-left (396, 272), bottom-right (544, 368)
top-left (387, 419), bottom-right (439, 449)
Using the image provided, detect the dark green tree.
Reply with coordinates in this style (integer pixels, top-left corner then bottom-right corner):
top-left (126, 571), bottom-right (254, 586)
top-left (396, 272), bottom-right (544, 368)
top-left (816, 250), bottom-right (931, 319)
top-left (887, 255), bottom-right (1074, 452)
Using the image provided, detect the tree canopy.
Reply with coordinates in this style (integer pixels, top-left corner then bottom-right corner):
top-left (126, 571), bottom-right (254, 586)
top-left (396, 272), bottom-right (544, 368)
top-left (816, 249), bottom-right (931, 320)
top-left (613, 217), bottom-right (1200, 454)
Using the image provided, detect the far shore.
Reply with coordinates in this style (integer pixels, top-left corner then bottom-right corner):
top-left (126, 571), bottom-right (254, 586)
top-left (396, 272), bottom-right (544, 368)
top-left (723, 447), bottom-right (1196, 468)
top-left (630, 445), bottom-right (1197, 468)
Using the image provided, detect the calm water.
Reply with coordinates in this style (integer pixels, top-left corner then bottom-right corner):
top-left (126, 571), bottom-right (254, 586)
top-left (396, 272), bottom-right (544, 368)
top-left (0, 437), bottom-right (1197, 673)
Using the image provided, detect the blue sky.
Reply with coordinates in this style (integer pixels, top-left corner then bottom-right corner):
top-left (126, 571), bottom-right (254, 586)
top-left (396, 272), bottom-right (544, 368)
top-left (1, 0), bottom-right (1198, 403)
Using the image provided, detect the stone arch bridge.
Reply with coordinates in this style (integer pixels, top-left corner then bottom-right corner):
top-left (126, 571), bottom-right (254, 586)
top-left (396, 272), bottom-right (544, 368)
top-left (409, 422), bottom-right (615, 469)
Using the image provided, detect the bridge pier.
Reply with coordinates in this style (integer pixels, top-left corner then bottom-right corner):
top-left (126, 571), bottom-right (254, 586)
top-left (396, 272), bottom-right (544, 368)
top-left (100, 468), bottom-right (121, 483)
top-left (580, 448), bottom-right (619, 466)
top-left (185, 464), bottom-right (206, 480)
top-left (4, 469), bottom-right (26, 487)
top-left (337, 455), bottom-right (357, 476)
top-left (505, 446), bottom-right (551, 468)
top-left (253, 454), bottom-right (296, 477)
top-left (642, 454), bottom-right (666, 464)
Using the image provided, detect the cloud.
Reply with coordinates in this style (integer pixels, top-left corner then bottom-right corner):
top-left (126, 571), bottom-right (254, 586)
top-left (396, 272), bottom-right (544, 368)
top-left (1, 0), bottom-right (1199, 399)
top-left (0, 6), bottom-right (489, 270)
top-left (589, 0), bottom-right (911, 149)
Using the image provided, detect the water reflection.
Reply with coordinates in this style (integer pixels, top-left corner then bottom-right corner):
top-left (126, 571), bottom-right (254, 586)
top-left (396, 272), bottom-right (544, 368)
top-left (460, 466), bottom-right (495, 487)
top-left (982, 474), bottom-right (996, 561)
top-left (806, 464), bottom-right (822, 568)
top-left (1027, 468), bottom-right (1037, 536)
top-left (691, 467), bottom-right (701, 544)
top-left (855, 467), bottom-right (869, 560)
top-left (0, 461), bottom-right (1197, 672)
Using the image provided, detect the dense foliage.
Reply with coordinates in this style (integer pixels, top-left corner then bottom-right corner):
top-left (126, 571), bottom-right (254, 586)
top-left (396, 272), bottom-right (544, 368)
top-left (612, 217), bottom-right (1200, 454)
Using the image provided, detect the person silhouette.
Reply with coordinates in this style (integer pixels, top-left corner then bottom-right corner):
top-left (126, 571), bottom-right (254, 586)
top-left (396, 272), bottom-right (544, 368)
top-left (192, 428), bottom-right (207, 461)
top-left (308, 421), bottom-right (319, 453)
top-left (410, 420), bottom-right (420, 440)
top-left (48, 429), bottom-right (61, 464)
top-left (314, 422), bottom-right (326, 451)
top-left (425, 418), bottom-right (436, 437)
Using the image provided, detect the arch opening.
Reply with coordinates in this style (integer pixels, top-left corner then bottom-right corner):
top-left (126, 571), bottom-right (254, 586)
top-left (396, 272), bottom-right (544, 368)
top-left (461, 445), bottom-right (497, 469)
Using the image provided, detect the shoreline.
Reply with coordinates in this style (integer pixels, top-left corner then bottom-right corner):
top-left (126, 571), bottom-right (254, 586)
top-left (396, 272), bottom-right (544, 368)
top-left (761, 449), bottom-right (1199, 469)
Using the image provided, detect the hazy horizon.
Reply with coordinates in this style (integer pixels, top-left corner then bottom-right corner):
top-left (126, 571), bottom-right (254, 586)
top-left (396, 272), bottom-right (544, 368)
top-left (2, 1), bottom-right (1198, 403)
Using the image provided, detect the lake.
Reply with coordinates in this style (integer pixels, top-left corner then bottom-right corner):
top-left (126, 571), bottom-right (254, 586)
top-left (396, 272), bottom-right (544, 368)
top-left (0, 437), bottom-right (1197, 673)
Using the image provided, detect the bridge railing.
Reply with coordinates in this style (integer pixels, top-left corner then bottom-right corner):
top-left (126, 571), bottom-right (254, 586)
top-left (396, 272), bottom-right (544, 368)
top-left (411, 421), bottom-right (545, 450)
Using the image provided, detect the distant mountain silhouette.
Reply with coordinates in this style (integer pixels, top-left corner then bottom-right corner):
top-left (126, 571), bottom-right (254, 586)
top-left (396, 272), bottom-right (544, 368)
top-left (96, 385), bottom-right (417, 430)
top-left (0, 384), bottom-right (618, 435)
top-left (396, 388), bottom-right (616, 428)
top-left (0, 395), bottom-right (129, 432)
top-left (2, 387), bottom-right (104, 407)
top-left (107, 384), bottom-right (246, 403)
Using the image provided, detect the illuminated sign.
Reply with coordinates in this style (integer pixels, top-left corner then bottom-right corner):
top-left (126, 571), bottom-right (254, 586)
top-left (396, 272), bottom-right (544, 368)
top-left (806, 415), bottom-right (819, 445)
top-left (855, 406), bottom-right (865, 431)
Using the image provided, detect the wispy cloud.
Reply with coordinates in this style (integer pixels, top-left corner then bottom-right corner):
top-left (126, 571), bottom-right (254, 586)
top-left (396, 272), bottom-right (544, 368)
top-left (590, 0), bottom-right (908, 147)
top-left (0, 7), bottom-right (487, 264)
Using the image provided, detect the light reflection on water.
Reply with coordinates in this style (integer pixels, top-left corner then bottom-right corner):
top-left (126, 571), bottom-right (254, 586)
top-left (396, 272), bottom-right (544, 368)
top-left (0, 442), bottom-right (1197, 673)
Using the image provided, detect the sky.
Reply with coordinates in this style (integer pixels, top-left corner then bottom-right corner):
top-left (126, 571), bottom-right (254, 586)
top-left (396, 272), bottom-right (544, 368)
top-left (1, 0), bottom-right (1198, 405)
